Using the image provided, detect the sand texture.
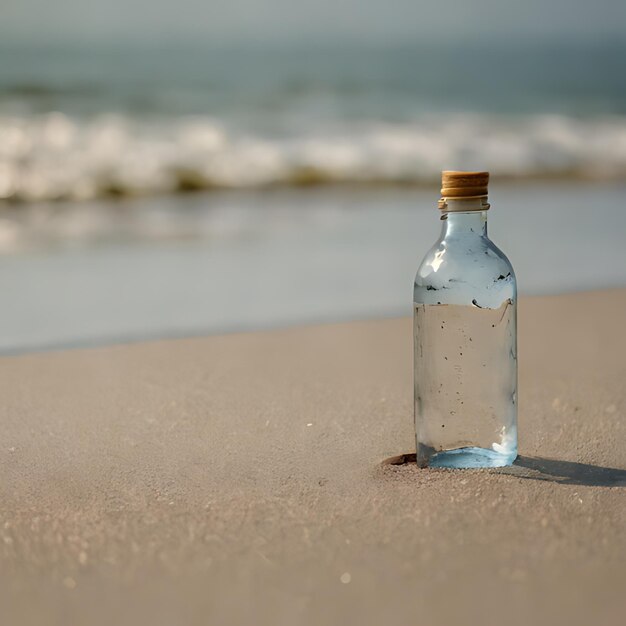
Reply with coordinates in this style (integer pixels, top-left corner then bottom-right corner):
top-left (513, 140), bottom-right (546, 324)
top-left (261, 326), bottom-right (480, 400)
top-left (1, 289), bottom-right (625, 626)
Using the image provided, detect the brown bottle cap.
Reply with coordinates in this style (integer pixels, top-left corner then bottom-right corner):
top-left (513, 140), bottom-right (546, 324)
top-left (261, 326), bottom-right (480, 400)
top-left (441, 171), bottom-right (489, 198)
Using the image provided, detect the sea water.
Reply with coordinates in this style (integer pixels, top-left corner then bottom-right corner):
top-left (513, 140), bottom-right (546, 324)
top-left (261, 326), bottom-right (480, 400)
top-left (1, 40), bottom-right (626, 201)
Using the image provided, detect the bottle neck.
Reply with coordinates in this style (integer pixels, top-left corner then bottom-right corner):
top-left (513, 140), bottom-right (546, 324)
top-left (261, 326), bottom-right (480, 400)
top-left (440, 197), bottom-right (489, 237)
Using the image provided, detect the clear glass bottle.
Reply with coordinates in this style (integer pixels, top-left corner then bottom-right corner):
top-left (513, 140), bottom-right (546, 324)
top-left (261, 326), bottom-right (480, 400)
top-left (413, 171), bottom-right (517, 468)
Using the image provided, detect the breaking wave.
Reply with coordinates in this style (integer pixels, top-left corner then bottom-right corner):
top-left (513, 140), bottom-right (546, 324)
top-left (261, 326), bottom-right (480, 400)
top-left (1, 112), bottom-right (626, 202)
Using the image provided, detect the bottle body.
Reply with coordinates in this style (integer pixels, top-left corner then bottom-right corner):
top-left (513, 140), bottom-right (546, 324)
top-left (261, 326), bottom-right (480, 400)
top-left (413, 201), bottom-right (517, 468)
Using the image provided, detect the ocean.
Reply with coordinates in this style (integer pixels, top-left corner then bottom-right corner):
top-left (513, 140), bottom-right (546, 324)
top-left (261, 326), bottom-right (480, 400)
top-left (1, 40), bottom-right (625, 351)
top-left (1, 40), bottom-right (626, 201)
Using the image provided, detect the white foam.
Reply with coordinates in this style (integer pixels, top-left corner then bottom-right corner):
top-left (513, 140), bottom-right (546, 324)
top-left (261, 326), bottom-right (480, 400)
top-left (1, 112), bottom-right (626, 201)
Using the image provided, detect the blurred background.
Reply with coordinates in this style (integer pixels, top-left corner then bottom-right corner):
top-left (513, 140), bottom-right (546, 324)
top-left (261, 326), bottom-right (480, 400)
top-left (1, 0), bottom-right (626, 352)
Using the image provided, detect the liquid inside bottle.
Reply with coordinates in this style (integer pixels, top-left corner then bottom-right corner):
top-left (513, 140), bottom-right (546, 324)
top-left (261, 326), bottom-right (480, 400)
top-left (413, 171), bottom-right (517, 468)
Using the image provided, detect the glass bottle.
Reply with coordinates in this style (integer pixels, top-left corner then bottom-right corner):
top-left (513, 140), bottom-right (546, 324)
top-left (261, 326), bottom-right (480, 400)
top-left (413, 171), bottom-right (517, 468)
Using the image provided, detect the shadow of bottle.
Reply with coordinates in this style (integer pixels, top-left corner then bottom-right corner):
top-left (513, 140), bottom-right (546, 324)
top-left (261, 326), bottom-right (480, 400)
top-left (381, 453), bottom-right (626, 487)
top-left (498, 455), bottom-right (626, 487)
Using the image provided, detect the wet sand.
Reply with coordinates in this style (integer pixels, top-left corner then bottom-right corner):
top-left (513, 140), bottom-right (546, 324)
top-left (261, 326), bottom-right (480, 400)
top-left (1, 289), bottom-right (625, 625)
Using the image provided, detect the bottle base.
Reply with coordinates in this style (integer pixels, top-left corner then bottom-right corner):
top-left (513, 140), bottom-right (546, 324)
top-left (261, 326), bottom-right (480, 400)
top-left (428, 446), bottom-right (517, 469)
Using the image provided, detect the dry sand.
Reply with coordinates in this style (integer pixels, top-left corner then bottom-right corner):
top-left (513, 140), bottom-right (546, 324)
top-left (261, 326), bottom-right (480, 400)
top-left (1, 289), bottom-right (625, 626)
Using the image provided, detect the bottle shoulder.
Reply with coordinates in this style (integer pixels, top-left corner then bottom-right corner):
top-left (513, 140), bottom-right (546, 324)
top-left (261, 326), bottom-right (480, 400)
top-left (414, 235), bottom-right (516, 307)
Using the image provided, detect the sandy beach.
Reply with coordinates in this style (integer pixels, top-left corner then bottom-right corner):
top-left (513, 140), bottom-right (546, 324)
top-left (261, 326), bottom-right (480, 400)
top-left (1, 288), bottom-right (625, 625)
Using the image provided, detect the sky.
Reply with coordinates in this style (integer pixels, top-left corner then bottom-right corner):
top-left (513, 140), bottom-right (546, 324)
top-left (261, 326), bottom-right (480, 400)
top-left (2, 0), bottom-right (626, 45)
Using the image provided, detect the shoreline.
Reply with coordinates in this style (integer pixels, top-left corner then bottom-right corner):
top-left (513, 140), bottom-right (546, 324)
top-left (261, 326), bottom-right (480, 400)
top-left (1, 181), bottom-right (626, 354)
top-left (1, 285), bottom-right (625, 358)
